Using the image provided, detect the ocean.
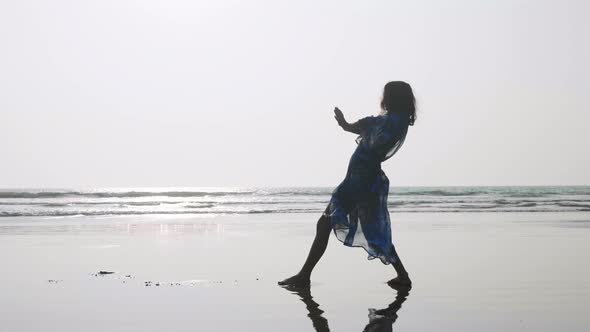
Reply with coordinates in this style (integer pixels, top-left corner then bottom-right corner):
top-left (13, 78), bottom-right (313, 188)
top-left (0, 186), bottom-right (589, 217)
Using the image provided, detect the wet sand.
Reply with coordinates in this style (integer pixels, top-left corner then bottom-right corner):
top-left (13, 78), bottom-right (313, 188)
top-left (0, 212), bottom-right (589, 331)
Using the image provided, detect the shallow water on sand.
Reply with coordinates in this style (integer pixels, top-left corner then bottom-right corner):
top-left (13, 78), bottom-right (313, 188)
top-left (0, 212), bottom-right (589, 331)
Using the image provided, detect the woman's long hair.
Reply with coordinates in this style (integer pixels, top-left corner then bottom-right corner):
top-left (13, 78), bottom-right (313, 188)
top-left (380, 81), bottom-right (416, 126)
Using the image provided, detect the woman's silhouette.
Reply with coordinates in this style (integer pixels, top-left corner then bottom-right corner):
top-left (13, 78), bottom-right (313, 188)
top-left (279, 81), bottom-right (416, 288)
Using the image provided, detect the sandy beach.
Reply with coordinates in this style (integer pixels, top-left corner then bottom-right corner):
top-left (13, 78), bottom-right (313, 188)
top-left (0, 212), bottom-right (589, 331)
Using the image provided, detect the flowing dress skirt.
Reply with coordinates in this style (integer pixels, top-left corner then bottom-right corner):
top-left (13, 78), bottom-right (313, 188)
top-left (325, 152), bottom-right (398, 264)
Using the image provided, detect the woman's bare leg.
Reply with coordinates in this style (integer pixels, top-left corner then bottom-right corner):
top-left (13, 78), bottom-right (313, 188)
top-left (278, 214), bottom-right (332, 286)
top-left (388, 247), bottom-right (412, 288)
top-left (299, 214), bottom-right (332, 277)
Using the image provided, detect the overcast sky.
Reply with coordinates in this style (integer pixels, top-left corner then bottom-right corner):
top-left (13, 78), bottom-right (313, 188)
top-left (1, 0), bottom-right (588, 188)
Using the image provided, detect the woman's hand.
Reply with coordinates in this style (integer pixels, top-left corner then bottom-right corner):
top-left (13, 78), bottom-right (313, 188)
top-left (334, 107), bottom-right (348, 128)
top-left (334, 107), bottom-right (363, 134)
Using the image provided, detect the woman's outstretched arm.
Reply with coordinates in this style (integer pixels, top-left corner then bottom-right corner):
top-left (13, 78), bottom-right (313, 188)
top-left (333, 107), bottom-right (363, 134)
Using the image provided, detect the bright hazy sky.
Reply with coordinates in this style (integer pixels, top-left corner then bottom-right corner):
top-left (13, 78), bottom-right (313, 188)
top-left (1, 0), bottom-right (588, 188)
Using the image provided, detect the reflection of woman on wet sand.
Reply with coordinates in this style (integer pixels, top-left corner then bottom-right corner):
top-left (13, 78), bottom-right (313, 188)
top-left (280, 82), bottom-right (416, 288)
top-left (284, 285), bottom-right (409, 332)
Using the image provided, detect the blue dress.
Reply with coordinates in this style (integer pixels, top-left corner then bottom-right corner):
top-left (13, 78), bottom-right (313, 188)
top-left (326, 112), bottom-right (409, 264)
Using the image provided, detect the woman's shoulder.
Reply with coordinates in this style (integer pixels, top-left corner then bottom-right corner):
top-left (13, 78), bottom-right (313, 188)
top-left (359, 114), bottom-right (378, 123)
top-left (355, 115), bottom-right (379, 132)
top-left (358, 112), bottom-right (409, 132)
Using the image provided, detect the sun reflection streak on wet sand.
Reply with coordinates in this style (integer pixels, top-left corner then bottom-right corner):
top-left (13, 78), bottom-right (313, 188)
top-left (0, 219), bottom-right (227, 236)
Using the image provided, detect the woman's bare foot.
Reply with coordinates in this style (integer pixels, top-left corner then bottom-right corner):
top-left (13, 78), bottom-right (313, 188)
top-left (387, 275), bottom-right (412, 289)
top-left (278, 274), bottom-right (310, 287)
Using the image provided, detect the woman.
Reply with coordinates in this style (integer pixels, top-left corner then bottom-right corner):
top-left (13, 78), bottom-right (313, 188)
top-left (279, 81), bottom-right (416, 288)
